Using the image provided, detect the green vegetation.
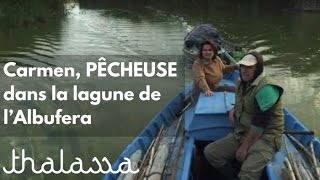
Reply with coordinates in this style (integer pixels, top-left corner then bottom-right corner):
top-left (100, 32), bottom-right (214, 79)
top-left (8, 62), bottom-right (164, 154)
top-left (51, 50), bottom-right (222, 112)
top-left (0, 0), bottom-right (65, 29)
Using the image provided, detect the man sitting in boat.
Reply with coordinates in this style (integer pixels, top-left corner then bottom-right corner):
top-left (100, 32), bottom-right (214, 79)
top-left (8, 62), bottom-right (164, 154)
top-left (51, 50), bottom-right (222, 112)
top-left (204, 51), bottom-right (284, 180)
top-left (192, 40), bottom-right (238, 99)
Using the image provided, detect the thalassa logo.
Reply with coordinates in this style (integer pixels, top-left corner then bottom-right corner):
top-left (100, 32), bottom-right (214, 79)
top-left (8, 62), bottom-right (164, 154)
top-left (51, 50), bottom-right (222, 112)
top-left (2, 149), bottom-right (139, 174)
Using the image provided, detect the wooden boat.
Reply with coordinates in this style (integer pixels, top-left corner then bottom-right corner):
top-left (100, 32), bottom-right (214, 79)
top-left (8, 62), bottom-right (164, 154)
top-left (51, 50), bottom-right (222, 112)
top-left (102, 64), bottom-right (320, 180)
top-left (102, 25), bottom-right (320, 180)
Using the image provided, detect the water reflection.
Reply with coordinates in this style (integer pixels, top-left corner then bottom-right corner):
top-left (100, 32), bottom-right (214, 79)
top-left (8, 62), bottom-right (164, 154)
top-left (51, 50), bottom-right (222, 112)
top-left (57, 5), bottom-right (188, 55)
top-left (0, 21), bottom-right (62, 68)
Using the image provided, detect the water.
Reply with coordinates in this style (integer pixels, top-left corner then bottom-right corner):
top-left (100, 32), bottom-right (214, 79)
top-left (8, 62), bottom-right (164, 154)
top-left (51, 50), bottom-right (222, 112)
top-left (0, 2), bottom-right (320, 179)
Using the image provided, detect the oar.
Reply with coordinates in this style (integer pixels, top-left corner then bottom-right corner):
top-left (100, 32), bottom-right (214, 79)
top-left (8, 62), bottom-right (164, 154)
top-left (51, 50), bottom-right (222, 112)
top-left (286, 134), bottom-right (314, 163)
top-left (220, 47), bottom-right (238, 64)
top-left (161, 115), bottom-right (184, 177)
top-left (176, 93), bottom-right (192, 117)
top-left (284, 130), bottom-right (315, 136)
top-left (170, 132), bottom-right (185, 180)
top-left (285, 134), bottom-right (319, 179)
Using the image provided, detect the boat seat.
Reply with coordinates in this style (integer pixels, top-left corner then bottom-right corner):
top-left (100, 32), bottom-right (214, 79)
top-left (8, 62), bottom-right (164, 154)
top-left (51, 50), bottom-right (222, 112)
top-left (185, 92), bottom-right (235, 141)
top-left (195, 92), bottom-right (235, 114)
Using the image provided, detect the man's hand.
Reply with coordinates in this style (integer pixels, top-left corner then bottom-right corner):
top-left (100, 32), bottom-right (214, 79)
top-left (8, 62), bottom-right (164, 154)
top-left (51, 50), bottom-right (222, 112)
top-left (228, 109), bottom-right (236, 125)
top-left (236, 145), bottom-right (248, 162)
top-left (204, 90), bottom-right (214, 96)
top-left (236, 128), bottom-right (263, 163)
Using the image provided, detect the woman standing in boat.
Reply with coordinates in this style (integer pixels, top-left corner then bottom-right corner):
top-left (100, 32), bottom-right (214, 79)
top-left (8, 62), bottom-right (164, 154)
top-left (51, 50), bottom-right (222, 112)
top-left (204, 51), bottom-right (284, 180)
top-left (192, 40), bottom-right (238, 98)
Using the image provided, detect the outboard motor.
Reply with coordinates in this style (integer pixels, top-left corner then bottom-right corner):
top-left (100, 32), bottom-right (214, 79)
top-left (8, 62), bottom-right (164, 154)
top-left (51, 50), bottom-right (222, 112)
top-left (184, 24), bottom-right (222, 50)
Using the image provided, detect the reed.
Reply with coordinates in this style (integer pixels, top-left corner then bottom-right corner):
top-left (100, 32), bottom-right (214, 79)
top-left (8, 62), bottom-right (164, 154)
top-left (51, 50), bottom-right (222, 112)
top-left (136, 125), bottom-right (167, 180)
top-left (0, 0), bottom-right (65, 29)
top-left (284, 157), bottom-right (296, 180)
top-left (310, 142), bottom-right (320, 179)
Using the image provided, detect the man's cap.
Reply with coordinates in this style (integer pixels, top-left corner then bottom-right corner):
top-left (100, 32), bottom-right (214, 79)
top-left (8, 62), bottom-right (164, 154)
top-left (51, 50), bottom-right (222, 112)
top-left (238, 54), bottom-right (257, 66)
